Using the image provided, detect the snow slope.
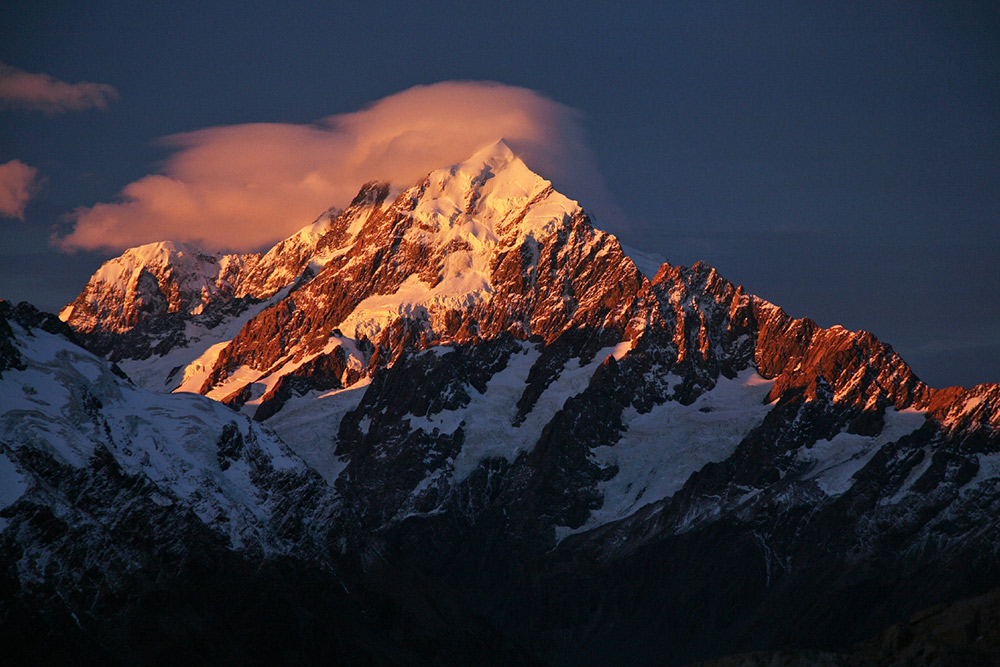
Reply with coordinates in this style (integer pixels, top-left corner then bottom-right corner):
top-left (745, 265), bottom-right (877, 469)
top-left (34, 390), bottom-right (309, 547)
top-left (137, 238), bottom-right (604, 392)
top-left (0, 309), bottom-right (335, 555)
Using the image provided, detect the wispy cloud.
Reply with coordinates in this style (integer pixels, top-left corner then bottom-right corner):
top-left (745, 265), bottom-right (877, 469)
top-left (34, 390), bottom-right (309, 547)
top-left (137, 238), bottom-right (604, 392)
top-left (56, 81), bottom-right (616, 253)
top-left (0, 160), bottom-right (41, 219)
top-left (0, 63), bottom-right (118, 113)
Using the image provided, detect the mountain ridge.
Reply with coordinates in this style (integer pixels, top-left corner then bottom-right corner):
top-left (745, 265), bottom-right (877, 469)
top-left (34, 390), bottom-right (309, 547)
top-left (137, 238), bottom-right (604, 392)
top-left (6, 141), bottom-right (998, 663)
top-left (56, 140), bottom-right (1000, 548)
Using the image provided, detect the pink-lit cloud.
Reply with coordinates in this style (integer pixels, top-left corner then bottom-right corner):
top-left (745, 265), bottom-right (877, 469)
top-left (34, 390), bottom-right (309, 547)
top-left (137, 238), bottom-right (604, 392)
top-left (0, 63), bottom-right (119, 113)
top-left (0, 160), bottom-right (41, 220)
top-left (56, 81), bottom-right (618, 253)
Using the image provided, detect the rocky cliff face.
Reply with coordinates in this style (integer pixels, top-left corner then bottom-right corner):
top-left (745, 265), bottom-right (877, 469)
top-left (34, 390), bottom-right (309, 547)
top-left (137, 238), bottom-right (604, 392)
top-left (0, 300), bottom-right (537, 665)
top-left (24, 142), bottom-right (1000, 664)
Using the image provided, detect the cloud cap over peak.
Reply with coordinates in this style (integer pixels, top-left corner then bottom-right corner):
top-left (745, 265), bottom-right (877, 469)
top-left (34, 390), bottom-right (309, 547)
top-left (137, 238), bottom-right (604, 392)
top-left (56, 81), bottom-right (616, 253)
top-left (0, 63), bottom-right (119, 113)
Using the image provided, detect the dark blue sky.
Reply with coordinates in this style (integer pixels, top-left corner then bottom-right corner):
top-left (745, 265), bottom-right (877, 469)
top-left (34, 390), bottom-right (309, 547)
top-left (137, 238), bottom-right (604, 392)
top-left (1, 2), bottom-right (997, 387)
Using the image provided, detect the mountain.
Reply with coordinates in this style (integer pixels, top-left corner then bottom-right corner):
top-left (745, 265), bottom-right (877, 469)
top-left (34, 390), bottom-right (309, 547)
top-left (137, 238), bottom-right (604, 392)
top-left (0, 300), bottom-right (536, 665)
top-left (6, 141), bottom-right (1000, 664)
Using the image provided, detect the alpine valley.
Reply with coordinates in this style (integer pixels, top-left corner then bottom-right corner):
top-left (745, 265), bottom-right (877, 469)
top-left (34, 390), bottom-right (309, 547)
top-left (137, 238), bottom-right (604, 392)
top-left (3, 142), bottom-right (999, 665)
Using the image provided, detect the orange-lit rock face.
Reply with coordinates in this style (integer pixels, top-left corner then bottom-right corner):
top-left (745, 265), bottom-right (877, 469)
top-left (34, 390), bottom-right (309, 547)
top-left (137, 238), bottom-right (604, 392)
top-left (62, 142), bottom-right (999, 449)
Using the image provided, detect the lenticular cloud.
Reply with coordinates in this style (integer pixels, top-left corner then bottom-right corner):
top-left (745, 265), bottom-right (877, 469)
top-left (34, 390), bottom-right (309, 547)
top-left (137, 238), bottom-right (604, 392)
top-left (57, 81), bottom-right (614, 253)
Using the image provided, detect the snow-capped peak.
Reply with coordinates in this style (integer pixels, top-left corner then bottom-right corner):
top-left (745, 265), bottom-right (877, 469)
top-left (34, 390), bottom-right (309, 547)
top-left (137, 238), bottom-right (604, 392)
top-left (326, 141), bottom-right (590, 342)
top-left (93, 240), bottom-right (218, 284)
top-left (407, 139), bottom-right (580, 247)
top-left (58, 240), bottom-right (247, 330)
top-left (463, 137), bottom-right (516, 169)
